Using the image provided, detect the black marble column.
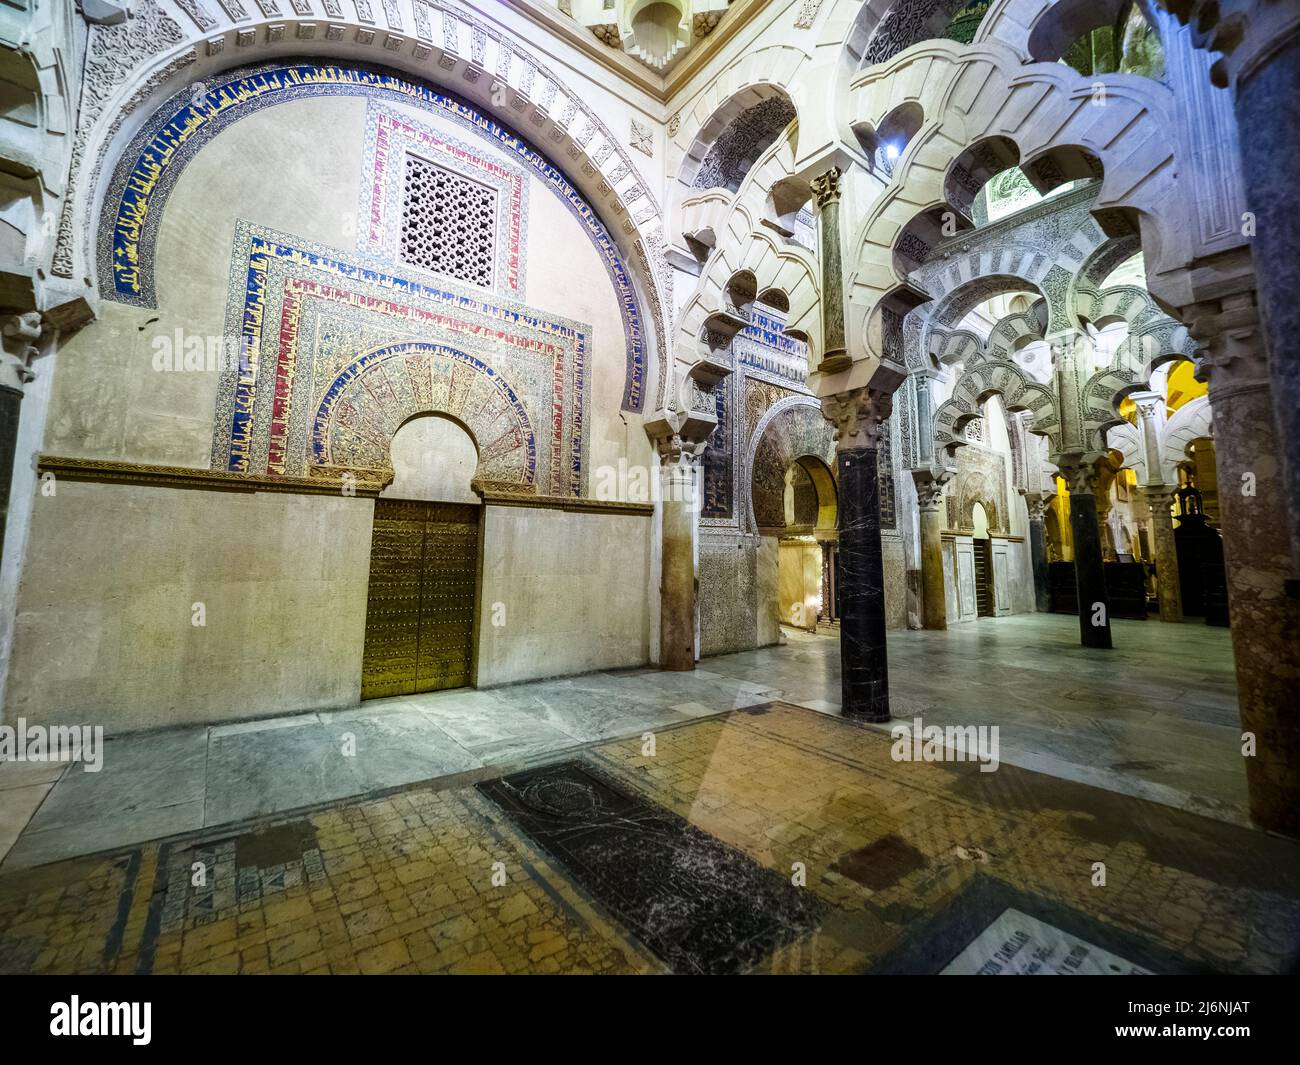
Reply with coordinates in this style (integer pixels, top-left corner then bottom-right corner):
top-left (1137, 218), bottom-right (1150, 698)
top-left (837, 445), bottom-right (890, 720)
top-left (0, 384), bottom-right (19, 554)
top-left (1068, 491), bottom-right (1113, 649)
top-left (1027, 502), bottom-right (1051, 613)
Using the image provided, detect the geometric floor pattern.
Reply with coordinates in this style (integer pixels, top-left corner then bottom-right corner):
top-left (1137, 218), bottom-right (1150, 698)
top-left (1, 701), bottom-right (1296, 975)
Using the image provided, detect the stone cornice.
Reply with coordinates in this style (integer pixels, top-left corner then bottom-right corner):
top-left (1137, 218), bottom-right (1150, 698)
top-left (504, 0), bottom-right (663, 99)
top-left (37, 455), bottom-right (391, 496)
top-left (473, 482), bottom-right (655, 514)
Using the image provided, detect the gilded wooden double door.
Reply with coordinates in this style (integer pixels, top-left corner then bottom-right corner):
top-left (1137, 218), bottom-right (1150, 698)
top-left (361, 500), bottom-right (479, 699)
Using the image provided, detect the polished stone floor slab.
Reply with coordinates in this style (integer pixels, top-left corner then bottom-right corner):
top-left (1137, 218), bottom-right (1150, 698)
top-left (0, 612), bottom-right (1247, 870)
top-left (318, 708), bottom-right (483, 792)
top-left (760, 616), bottom-right (1249, 826)
top-left (204, 723), bottom-right (374, 827)
top-left (0, 702), bottom-right (1295, 975)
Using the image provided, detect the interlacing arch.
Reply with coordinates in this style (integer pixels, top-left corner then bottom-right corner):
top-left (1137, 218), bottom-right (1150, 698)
top-left (1079, 307), bottom-right (1196, 452)
top-left (839, 0), bottom-right (983, 73)
top-left (671, 132), bottom-right (821, 406)
top-left (930, 271), bottom-right (1195, 463)
top-left (918, 273), bottom-right (1045, 362)
top-left (973, 0), bottom-right (1137, 61)
top-left (927, 327), bottom-right (983, 368)
top-left (846, 37), bottom-right (1184, 373)
top-left (665, 44), bottom-right (807, 266)
top-left (1070, 232), bottom-right (1143, 308)
top-left (932, 352), bottom-right (1059, 459)
top-left (1159, 395), bottom-right (1214, 476)
top-left (985, 311), bottom-right (1046, 361)
top-left (1084, 285), bottom-right (1196, 374)
top-left (1106, 390), bottom-right (1212, 486)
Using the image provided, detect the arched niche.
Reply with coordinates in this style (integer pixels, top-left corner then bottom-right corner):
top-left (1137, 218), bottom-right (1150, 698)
top-left (383, 413), bottom-right (480, 505)
top-left (745, 400), bottom-right (838, 534)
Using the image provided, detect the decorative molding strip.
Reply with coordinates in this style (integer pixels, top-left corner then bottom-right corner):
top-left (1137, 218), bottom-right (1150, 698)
top-left (473, 478), bottom-right (653, 514)
top-left (37, 455), bottom-right (391, 496)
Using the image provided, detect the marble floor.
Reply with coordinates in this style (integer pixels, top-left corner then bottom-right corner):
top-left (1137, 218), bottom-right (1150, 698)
top-left (0, 612), bottom-right (1246, 873)
top-left (0, 700), bottom-right (1294, 975)
top-left (716, 614), bottom-right (1248, 826)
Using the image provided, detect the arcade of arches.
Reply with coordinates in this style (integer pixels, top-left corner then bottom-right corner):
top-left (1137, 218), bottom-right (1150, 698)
top-left (1, 0), bottom-right (1299, 977)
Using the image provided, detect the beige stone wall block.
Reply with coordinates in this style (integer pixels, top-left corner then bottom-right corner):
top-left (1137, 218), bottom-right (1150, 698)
top-left (4, 482), bottom-right (372, 733)
top-left (476, 506), bottom-right (652, 686)
top-left (522, 167), bottom-right (654, 492)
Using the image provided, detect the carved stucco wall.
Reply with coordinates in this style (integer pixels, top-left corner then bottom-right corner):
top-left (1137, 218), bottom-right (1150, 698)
top-left (56, 0), bottom-right (675, 413)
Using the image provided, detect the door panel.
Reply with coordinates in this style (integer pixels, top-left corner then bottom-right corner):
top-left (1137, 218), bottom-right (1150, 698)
top-left (416, 505), bottom-right (479, 692)
top-left (992, 543), bottom-right (1012, 616)
top-left (974, 539), bottom-right (993, 618)
top-left (361, 504), bottom-right (426, 699)
top-left (362, 500), bottom-right (479, 699)
top-left (955, 540), bottom-right (977, 623)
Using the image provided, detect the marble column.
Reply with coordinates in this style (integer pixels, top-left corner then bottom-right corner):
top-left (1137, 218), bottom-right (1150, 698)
top-left (818, 542), bottom-right (832, 623)
top-left (912, 472), bottom-right (948, 630)
top-left (1025, 493), bottom-right (1052, 613)
top-left (1190, 299), bottom-right (1300, 837)
top-left (810, 168), bottom-right (850, 375)
top-left (646, 413), bottom-right (712, 673)
top-left (1059, 460), bottom-right (1113, 649)
top-left (0, 313), bottom-right (39, 555)
top-left (1158, 0), bottom-right (1300, 581)
top-left (1142, 484), bottom-right (1184, 623)
top-left (823, 388), bottom-right (893, 721)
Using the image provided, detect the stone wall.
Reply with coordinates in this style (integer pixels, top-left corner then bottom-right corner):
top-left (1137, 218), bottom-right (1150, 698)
top-left (4, 481), bottom-right (372, 733)
top-left (5, 69), bottom-right (657, 728)
top-left (476, 506), bottom-right (652, 687)
top-left (700, 532), bottom-right (767, 657)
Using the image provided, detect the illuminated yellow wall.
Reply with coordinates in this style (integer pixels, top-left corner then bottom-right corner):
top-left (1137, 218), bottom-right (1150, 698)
top-left (1048, 475), bottom-right (1074, 561)
top-left (1166, 360), bottom-right (1207, 411)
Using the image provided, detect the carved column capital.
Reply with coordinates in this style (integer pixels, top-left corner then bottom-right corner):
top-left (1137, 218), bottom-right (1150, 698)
top-left (821, 388), bottom-right (892, 451)
top-left (1131, 390), bottom-right (1165, 422)
top-left (1185, 289), bottom-right (1269, 403)
top-left (1024, 492), bottom-right (1053, 523)
top-left (911, 469), bottom-right (951, 513)
top-left (1142, 484), bottom-right (1178, 512)
top-left (809, 166), bottom-right (842, 210)
top-left (655, 434), bottom-right (707, 468)
top-left (1057, 459), bottom-right (1103, 497)
top-left (644, 407), bottom-right (714, 469)
top-left (1, 312), bottom-right (43, 394)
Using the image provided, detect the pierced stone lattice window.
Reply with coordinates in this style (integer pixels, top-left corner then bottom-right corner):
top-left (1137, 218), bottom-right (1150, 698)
top-left (401, 154), bottom-right (497, 288)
